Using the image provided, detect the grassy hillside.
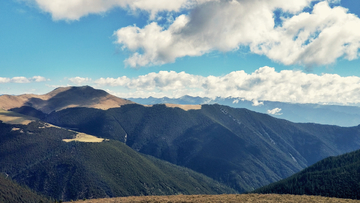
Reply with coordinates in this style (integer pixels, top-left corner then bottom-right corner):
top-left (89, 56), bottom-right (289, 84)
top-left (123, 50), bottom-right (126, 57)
top-left (65, 194), bottom-right (360, 203)
top-left (0, 119), bottom-right (234, 202)
top-left (253, 149), bottom-right (360, 199)
top-left (42, 104), bottom-right (360, 193)
top-left (0, 174), bottom-right (50, 203)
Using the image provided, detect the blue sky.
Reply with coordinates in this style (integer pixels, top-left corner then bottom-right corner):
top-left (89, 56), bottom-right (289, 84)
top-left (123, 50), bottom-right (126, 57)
top-left (1, 0), bottom-right (360, 105)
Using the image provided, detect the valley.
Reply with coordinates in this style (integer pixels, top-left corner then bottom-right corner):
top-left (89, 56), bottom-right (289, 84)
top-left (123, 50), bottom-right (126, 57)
top-left (1, 86), bottom-right (360, 202)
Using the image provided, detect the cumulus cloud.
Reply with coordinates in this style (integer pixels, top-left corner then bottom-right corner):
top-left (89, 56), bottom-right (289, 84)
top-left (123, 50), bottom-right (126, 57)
top-left (33, 0), bottom-right (191, 20)
top-left (32, 76), bottom-right (48, 82)
top-left (0, 77), bottom-right (11, 83)
top-left (30, 0), bottom-right (360, 67)
top-left (114, 0), bottom-right (360, 68)
top-left (94, 66), bottom-right (360, 105)
top-left (0, 76), bottom-right (48, 83)
top-left (267, 108), bottom-right (282, 115)
top-left (68, 77), bottom-right (92, 85)
top-left (252, 100), bottom-right (264, 106)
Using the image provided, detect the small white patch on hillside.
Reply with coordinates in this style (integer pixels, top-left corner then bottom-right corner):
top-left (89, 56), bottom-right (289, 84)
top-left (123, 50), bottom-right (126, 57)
top-left (63, 133), bottom-right (105, 143)
top-left (289, 153), bottom-right (297, 163)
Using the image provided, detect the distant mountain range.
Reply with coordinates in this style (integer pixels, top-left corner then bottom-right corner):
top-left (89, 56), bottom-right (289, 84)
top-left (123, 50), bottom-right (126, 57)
top-left (129, 96), bottom-right (360, 127)
top-left (254, 148), bottom-right (360, 199)
top-left (2, 86), bottom-right (360, 200)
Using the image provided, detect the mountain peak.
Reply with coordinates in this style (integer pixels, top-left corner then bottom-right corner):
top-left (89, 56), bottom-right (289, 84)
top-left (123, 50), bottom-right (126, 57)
top-left (0, 86), bottom-right (135, 114)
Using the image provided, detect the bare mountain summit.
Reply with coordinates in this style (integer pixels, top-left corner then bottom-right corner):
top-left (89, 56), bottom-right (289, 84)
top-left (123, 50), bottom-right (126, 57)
top-left (0, 86), bottom-right (134, 113)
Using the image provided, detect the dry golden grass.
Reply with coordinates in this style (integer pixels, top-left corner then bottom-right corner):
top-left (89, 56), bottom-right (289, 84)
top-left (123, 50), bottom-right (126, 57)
top-left (145, 104), bottom-right (202, 111)
top-left (66, 194), bottom-right (360, 203)
top-left (164, 104), bottom-right (202, 111)
top-left (62, 133), bottom-right (105, 143)
top-left (0, 109), bottom-right (36, 125)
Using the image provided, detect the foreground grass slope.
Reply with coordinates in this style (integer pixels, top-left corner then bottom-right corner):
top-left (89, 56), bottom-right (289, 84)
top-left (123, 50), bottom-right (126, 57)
top-left (253, 149), bottom-right (360, 199)
top-left (0, 117), bottom-right (234, 201)
top-left (41, 103), bottom-right (360, 193)
top-left (65, 194), bottom-right (360, 203)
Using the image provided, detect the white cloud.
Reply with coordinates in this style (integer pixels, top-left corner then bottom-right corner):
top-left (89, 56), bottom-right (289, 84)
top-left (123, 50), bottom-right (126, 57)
top-left (267, 108), bottom-right (283, 115)
top-left (114, 0), bottom-right (360, 68)
top-left (30, 0), bottom-right (360, 67)
top-left (11, 77), bottom-right (30, 83)
top-left (32, 76), bottom-right (48, 82)
top-left (33, 0), bottom-right (190, 21)
top-left (252, 100), bottom-right (264, 106)
top-left (93, 66), bottom-right (360, 105)
top-left (0, 76), bottom-right (49, 84)
top-left (0, 77), bottom-right (11, 83)
top-left (68, 77), bottom-right (92, 85)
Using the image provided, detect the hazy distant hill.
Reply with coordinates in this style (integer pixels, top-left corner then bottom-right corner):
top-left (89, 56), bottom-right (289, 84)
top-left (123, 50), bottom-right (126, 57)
top-left (0, 112), bottom-right (234, 201)
top-left (129, 96), bottom-right (360, 127)
top-left (40, 103), bottom-right (360, 193)
top-left (0, 174), bottom-right (49, 203)
top-left (253, 149), bottom-right (360, 199)
top-left (0, 86), bottom-right (134, 114)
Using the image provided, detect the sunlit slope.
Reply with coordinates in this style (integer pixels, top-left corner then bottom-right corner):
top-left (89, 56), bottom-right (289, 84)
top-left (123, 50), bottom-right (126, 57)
top-left (0, 86), bottom-right (134, 113)
top-left (65, 194), bottom-right (360, 203)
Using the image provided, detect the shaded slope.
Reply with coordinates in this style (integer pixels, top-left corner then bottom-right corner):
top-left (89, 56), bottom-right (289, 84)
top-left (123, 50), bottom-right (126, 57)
top-left (0, 174), bottom-right (50, 203)
top-left (0, 119), bottom-right (234, 201)
top-left (0, 86), bottom-right (134, 114)
top-left (253, 149), bottom-right (360, 199)
top-left (43, 104), bottom-right (360, 193)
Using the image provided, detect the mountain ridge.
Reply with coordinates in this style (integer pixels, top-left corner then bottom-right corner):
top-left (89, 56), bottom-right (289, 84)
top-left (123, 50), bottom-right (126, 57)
top-left (0, 86), bottom-right (134, 114)
top-left (129, 95), bottom-right (360, 127)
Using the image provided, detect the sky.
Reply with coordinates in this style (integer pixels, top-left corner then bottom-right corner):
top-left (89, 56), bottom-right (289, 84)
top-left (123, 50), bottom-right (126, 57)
top-left (1, 0), bottom-right (360, 105)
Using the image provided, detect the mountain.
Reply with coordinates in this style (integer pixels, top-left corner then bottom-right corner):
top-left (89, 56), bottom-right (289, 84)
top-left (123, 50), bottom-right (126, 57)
top-left (0, 110), bottom-right (235, 201)
top-left (253, 149), bottom-right (360, 200)
top-left (129, 96), bottom-right (360, 127)
top-left (37, 103), bottom-right (360, 193)
top-left (0, 174), bottom-right (50, 203)
top-left (0, 86), bottom-right (134, 114)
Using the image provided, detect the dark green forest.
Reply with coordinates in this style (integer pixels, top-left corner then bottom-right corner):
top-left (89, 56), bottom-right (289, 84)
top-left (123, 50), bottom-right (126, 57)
top-left (253, 149), bottom-right (360, 199)
top-left (0, 174), bottom-right (50, 203)
top-left (0, 120), bottom-right (234, 201)
top-left (32, 103), bottom-right (360, 193)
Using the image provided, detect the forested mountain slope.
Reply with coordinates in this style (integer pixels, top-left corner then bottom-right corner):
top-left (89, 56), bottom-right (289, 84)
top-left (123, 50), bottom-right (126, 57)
top-left (0, 174), bottom-right (50, 203)
top-left (37, 104), bottom-right (360, 193)
top-left (253, 149), bottom-right (360, 199)
top-left (0, 112), bottom-right (234, 201)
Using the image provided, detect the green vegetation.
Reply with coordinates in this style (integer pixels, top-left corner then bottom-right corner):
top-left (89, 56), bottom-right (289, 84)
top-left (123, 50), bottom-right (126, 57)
top-left (0, 119), bottom-right (234, 202)
top-left (42, 104), bottom-right (360, 193)
top-left (253, 149), bottom-right (360, 199)
top-left (0, 174), bottom-right (50, 203)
